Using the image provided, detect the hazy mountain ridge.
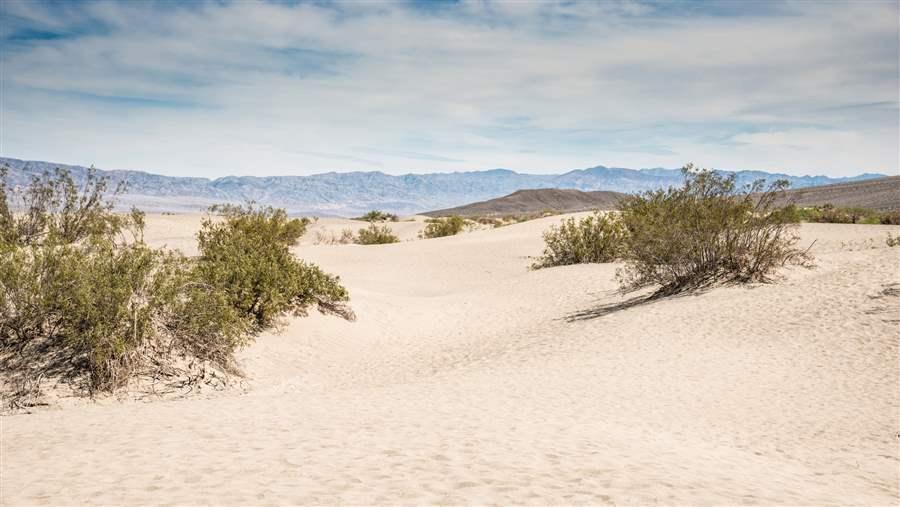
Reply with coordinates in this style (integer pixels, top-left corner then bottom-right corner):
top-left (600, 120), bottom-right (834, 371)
top-left (1, 157), bottom-right (887, 216)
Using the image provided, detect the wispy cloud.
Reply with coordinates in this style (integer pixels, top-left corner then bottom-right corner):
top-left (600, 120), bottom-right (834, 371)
top-left (1, 0), bottom-right (897, 177)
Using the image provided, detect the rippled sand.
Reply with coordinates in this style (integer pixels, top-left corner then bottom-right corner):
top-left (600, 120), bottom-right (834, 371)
top-left (2, 215), bottom-right (899, 505)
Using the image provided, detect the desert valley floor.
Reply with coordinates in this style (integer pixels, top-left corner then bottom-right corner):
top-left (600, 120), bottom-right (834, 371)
top-left (2, 214), bottom-right (899, 505)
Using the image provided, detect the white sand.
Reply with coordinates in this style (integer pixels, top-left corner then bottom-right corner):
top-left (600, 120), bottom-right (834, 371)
top-left (2, 216), bottom-right (899, 505)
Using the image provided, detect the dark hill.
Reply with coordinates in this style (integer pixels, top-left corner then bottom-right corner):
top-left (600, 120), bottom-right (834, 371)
top-left (424, 188), bottom-right (626, 217)
top-left (778, 176), bottom-right (900, 210)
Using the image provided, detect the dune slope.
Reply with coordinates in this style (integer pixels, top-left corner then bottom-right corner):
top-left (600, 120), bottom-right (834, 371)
top-left (2, 215), bottom-right (899, 505)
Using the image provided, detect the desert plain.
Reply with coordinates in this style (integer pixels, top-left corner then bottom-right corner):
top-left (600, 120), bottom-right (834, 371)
top-left (2, 213), bottom-right (899, 505)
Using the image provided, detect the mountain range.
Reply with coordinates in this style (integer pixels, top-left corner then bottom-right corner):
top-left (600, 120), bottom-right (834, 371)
top-left (0, 156), bottom-right (889, 216)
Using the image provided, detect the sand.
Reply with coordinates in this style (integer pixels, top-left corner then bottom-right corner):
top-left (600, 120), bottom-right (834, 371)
top-left (2, 215), bottom-right (899, 505)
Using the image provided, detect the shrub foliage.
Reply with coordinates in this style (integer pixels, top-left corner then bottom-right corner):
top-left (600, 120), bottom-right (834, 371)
top-left (616, 165), bottom-right (811, 295)
top-left (0, 168), bottom-right (352, 403)
top-left (532, 164), bottom-right (813, 296)
top-left (196, 204), bottom-right (350, 330)
top-left (421, 216), bottom-right (467, 238)
top-left (531, 212), bottom-right (624, 269)
top-left (356, 210), bottom-right (398, 222)
top-left (355, 224), bottom-right (400, 245)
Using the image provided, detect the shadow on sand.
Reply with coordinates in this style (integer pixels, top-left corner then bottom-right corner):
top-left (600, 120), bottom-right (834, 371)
top-left (564, 287), bottom-right (705, 322)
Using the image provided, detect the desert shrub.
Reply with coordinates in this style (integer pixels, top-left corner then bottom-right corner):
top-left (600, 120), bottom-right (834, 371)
top-left (355, 224), bottom-right (399, 244)
top-left (0, 166), bottom-right (127, 247)
top-left (879, 210), bottom-right (900, 225)
top-left (0, 169), bottom-right (252, 394)
top-left (472, 216), bottom-right (505, 228)
top-left (887, 234), bottom-right (900, 247)
top-left (616, 164), bottom-right (812, 296)
top-left (532, 212), bottom-right (625, 269)
top-left (356, 210), bottom-right (398, 222)
top-left (1, 170), bottom-right (351, 402)
top-left (790, 204), bottom-right (898, 225)
top-left (421, 215), bottom-right (467, 238)
top-left (196, 203), bottom-right (352, 330)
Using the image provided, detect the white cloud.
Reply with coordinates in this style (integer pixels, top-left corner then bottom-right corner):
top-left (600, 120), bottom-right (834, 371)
top-left (1, 0), bottom-right (897, 177)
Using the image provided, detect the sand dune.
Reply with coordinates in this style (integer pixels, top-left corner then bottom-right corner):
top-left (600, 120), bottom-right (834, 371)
top-left (2, 214), bottom-right (899, 505)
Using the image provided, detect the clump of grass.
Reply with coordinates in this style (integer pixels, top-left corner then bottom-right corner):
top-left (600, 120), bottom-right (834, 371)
top-left (616, 164), bottom-right (812, 296)
top-left (0, 167), bottom-right (352, 405)
top-left (421, 215), bottom-right (467, 238)
top-left (355, 223), bottom-right (399, 244)
top-left (887, 234), bottom-right (900, 247)
top-left (355, 210), bottom-right (398, 222)
top-left (531, 212), bottom-right (624, 269)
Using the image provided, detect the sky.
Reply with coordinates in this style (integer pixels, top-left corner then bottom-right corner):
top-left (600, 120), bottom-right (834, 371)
top-left (1, 0), bottom-right (898, 178)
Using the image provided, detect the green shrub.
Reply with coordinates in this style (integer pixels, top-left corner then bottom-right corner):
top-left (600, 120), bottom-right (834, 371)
top-left (0, 168), bottom-right (233, 392)
top-left (355, 224), bottom-right (399, 245)
top-left (616, 164), bottom-right (812, 296)
top-left (532, 212), bottom-right (625, 269)
top-left (1, 169), bottom-right (352, 403)
top-left (356, 210), bottom-right (398, 222)
top-left (421, 216), bottom-right (467, 238)
top-left (196, 203), bottom-right (352, 330)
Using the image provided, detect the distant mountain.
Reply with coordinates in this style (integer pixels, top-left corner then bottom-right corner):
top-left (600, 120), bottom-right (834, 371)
top-left (0, 157), bottom-right (888, 216)
top-left (424, 189), bottom-right (626, 217)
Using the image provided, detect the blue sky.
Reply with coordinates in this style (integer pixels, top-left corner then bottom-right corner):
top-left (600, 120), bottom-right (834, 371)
top-left (1, 0), bottom-right (898, 178)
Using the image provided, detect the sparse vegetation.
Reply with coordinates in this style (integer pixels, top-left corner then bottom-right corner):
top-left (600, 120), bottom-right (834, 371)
top-left (615, 164), bottom-right (812, 296)
top-left (355, 223), bottom-right (400, 245)
top-left (421, 215), bottom-right (467, 238)
top-left (355, 210), bottom-right (399, 222)
top-left (0, 168), bottom-right (352, 405)
top-left (531, 212), bottom-right (625, 269)
top-left (787, 204), bottom-right (900, 225)
top-left (887, 234), bottom-right (900, 247)
top-left (314, 228), bottom-right (355, 245)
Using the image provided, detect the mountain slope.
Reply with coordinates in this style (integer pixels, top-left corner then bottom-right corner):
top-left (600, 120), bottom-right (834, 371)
top-left (777, 176), bottom-right (900, 210)
top-left (0, 156), bottom-right (887, 216)
top-left (424, 189), bottom-right (626, 217)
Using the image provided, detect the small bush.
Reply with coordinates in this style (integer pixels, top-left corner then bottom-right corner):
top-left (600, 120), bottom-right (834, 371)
top-left (356, 210), bottom-right (398, 222)
top-left (421, 216), bottom-right (467, 238)
top-left (532, 212), bottom-right (625, 269)
top-left (880, 211), bottom-right (900, 225)
top-left (355, 224), bottom-right (399, 245)
top-left (887, 234), bottom-right (900, 247)
top-left (196, 203), bottom-right (352, 330)
top-left (472, 216), bottom-right (504, 228)
top-left (616, 164), bottom-right (812, 296)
